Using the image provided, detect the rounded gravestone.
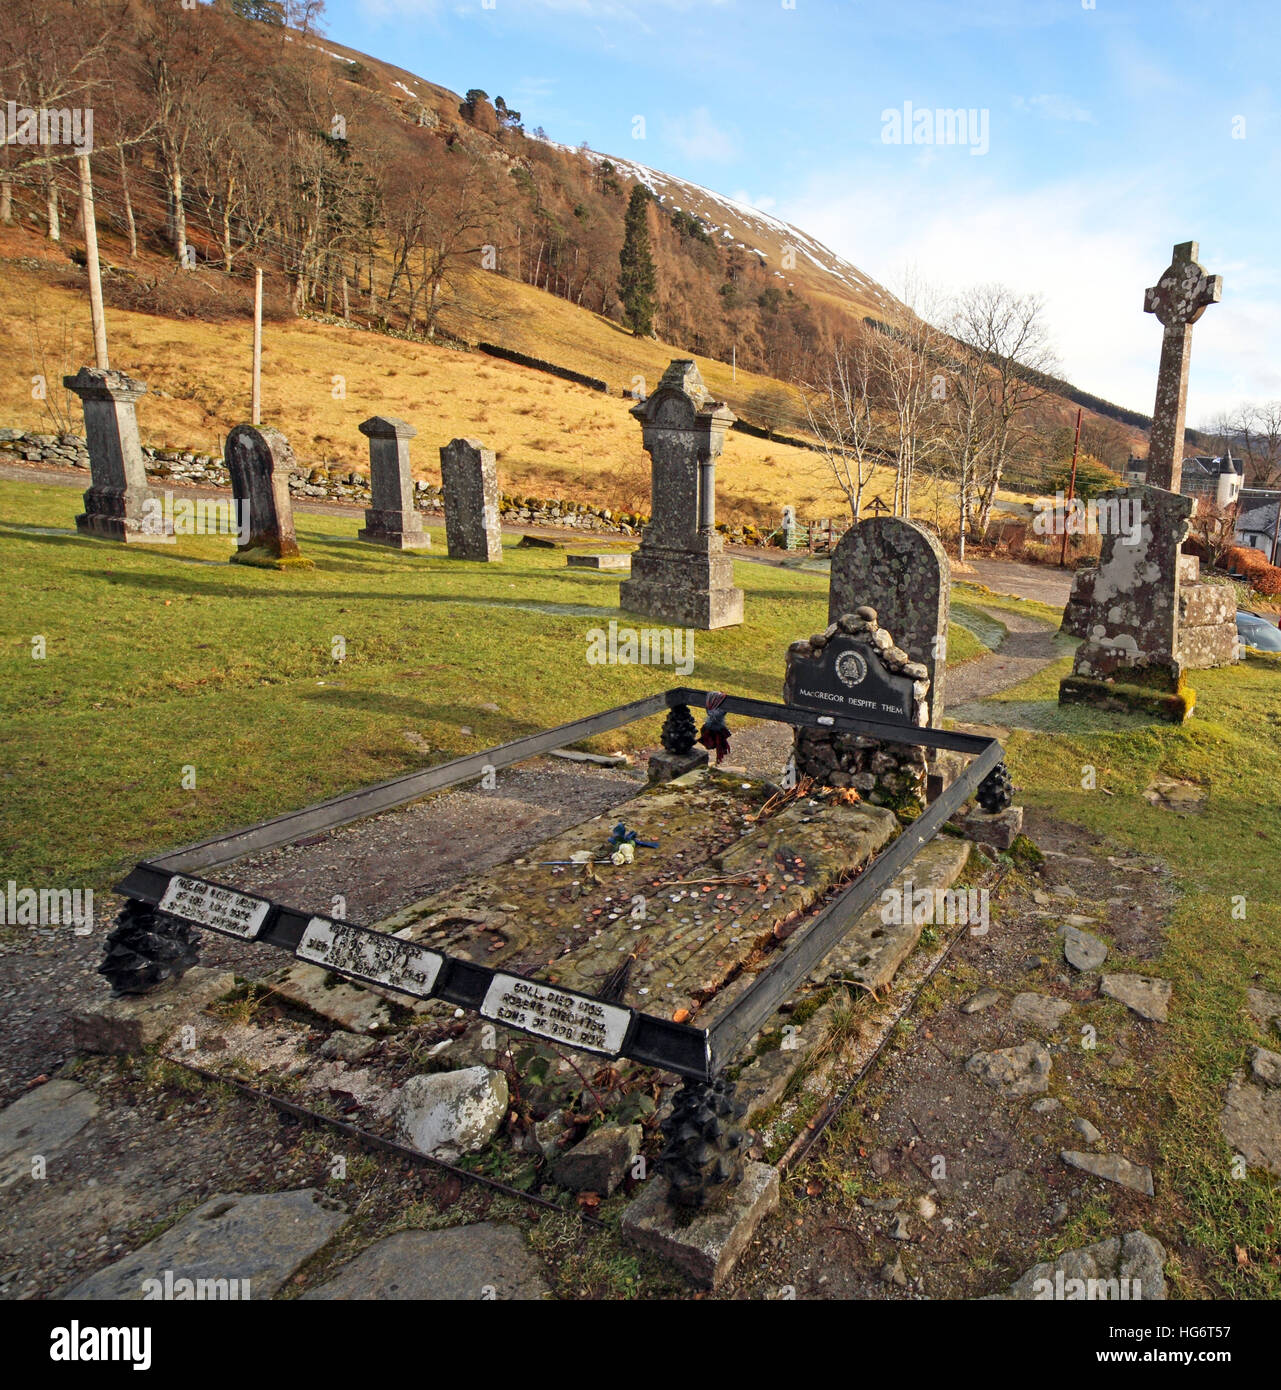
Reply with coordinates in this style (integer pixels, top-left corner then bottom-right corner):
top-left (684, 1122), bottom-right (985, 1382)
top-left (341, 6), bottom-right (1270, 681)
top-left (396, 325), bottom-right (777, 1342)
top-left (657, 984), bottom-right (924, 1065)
top-left (828, 517), bottom-right (950, 722)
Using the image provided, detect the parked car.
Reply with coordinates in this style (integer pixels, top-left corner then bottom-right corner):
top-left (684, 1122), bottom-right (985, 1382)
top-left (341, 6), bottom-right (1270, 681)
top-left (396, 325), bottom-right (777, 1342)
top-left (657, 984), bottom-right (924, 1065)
top-left (1236, 610), bottom-right (1281, 653)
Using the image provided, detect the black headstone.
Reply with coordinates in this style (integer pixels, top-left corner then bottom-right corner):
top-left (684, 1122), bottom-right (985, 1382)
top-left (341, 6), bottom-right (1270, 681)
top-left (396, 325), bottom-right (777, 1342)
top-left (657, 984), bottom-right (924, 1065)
top-left (787, 635), bottom-right (915, 725)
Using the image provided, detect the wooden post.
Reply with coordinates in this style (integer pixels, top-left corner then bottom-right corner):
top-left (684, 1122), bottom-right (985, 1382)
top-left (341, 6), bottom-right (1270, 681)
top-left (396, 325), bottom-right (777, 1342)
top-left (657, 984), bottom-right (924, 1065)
top-left (77, 154), bottom-right (109, 370)
top-left (1060, 407), bottom-right (1082, 568)
top-left (252, 266), bottom-right (263, 426)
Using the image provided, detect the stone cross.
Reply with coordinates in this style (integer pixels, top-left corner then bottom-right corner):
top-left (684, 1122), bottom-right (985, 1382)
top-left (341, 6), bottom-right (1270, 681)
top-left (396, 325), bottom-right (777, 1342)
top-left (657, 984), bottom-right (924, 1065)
top-left (618, 359), bottom-right (743, 629)
top-left (828, 517), bottom-right (950, 723)
top-left (1143, 241), bottom-right (1222, 492)
top-left (440, 437), bottom-right (502, 562)
top-left (357, 416), bottom-right (429, 550)
top-left (64, 366), bottom-right (171, 543)
top-left (226, 424), bottom-right (313, 569)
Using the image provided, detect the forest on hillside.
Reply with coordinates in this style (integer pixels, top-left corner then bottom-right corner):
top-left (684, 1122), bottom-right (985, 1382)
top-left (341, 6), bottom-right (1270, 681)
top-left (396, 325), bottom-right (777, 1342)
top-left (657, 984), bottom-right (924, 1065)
top-left (0, 0), bottom-right (845, 384)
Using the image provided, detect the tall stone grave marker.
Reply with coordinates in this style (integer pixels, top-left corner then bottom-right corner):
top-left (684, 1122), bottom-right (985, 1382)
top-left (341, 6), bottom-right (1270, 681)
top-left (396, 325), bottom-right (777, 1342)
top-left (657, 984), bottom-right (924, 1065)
top-left (618, 360), bottom-right (743, 629)
top-left (64, 367), bottom-right (172, 542)
top-left (828, 517), bottom-right (950, 723)
top-left (440, 437), bottom-right (501, 562)
top-left (226, 424), bottom-right (313, 569)
top-left (1143, 241), bottom-right (1221, 492)
top-left (1059, 486), bottom-right (1193, 721)
top-left (357, 416), bottom-right (429, 550)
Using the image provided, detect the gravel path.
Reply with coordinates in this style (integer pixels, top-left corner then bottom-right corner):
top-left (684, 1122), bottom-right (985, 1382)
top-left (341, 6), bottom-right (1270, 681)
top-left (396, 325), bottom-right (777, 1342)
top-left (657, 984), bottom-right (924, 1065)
top-left (962, 557), bottom-right (1073, 609)
top-left (947, 606), bottom-right (1073, 707)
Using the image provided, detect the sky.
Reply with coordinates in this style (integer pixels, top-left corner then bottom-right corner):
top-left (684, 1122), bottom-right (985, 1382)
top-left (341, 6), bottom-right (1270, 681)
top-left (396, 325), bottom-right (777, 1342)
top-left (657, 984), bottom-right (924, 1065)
top-left (326, 0), bottom-right (1280, 425)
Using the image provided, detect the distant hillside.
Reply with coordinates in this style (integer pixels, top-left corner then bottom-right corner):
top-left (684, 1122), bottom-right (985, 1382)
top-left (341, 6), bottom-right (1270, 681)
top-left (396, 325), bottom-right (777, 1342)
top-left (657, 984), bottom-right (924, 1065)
top-left (0, 2), bottom-right (1150, 483)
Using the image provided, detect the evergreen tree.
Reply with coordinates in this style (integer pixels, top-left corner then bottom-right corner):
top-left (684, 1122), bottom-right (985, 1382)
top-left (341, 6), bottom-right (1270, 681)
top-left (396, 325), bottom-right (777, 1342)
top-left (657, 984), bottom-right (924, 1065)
top-left (618, 184), bottom-right (657, 337)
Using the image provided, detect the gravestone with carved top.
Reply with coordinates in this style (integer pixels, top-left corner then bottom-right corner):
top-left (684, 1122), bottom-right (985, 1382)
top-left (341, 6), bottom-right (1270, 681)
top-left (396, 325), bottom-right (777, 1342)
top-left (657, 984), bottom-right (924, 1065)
top-left (828, 516), bottom-right (950, 722)
top-left (440, 437), bottom-right (501, 562)
top-left (1143, 241), bottom-right (1222, 493)
top-left (65, 367), bottom-right (173, 543)
top-left (618, 360), bottom-right (743, 629)
top-left (358, 416), bottom-right (429, 550)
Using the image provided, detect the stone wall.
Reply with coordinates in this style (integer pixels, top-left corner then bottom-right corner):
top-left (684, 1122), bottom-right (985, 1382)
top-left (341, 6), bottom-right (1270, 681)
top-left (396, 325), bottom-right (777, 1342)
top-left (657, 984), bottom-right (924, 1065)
top-left (0, 427), bottom-right (770, 545)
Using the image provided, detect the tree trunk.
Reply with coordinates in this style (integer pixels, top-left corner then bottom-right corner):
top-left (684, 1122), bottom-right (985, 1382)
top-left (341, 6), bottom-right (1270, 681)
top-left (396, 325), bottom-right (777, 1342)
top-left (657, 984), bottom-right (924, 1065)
top-left (117, 146), bottom-right (137, 257)
top-left (45, 173), bottom-right (60, 242)
top-left (169, 162), bottom-right (188, 266)
top-left (1, 178), bottom-right (12, 224)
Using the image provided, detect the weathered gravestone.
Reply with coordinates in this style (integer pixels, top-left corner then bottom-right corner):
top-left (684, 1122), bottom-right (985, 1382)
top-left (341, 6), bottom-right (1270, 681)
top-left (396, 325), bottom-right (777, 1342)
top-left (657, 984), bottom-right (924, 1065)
top-left (1059, 486), bottom-right (1194, 720)
top-left (357, 416), bottom-right (429, 550)
top-left (64, 367), bottom-right (172, 543)
top-left (440, 437), bottom-right (501, 562)
top-left (828, 516), bottom-right (950, 722)
top-left (225, 424), bottom-right (313, 569)
top-left (1059, 242), bottom-right (1235, 716)
top-left (618, 360), bottom-right (743, 629)
top-left (1143, 241), bottom-right (1222, 493)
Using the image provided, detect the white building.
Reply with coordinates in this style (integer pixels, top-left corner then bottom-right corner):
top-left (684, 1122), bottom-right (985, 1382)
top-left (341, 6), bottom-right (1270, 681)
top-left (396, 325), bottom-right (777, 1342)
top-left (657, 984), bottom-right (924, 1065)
top-left (1123, 450), bottom-right (1243, 509)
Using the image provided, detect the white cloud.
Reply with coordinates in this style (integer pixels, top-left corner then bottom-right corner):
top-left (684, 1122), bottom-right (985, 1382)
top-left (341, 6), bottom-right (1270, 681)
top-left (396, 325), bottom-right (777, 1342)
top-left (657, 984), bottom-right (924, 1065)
top-left (729, 189), bottom-right (777, 213)
top-left (1013, 94), bottom-right (1095, 124)
top-left (781, 166), bottom-right (1279, 421)
top-left (660, 106), bottom-right (737, 164)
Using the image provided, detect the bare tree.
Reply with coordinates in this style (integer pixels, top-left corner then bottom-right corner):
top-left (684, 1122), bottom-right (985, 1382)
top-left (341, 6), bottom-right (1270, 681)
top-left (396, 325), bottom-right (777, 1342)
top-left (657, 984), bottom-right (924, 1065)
top-left (949, 283), bottom-right (1058, 538)
top-left (801, 331), bottom-right (883, 522)
top-left (870, 276), bottom-right (949, 519)
top-left (1224, 401), bottom-right (1281, 487)
top-left (0, 0), bottom-right (116, 240)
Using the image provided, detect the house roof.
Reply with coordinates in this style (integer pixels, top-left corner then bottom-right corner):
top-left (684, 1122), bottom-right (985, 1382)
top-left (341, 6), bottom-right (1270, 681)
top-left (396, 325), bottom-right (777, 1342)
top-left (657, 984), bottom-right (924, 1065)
top-left (1237, 501), bottom-right (1279, 533)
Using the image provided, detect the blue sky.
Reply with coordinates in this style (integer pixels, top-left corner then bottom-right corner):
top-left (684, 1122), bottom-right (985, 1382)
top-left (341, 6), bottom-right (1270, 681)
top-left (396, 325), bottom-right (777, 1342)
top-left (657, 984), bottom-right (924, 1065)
top-left (335, 0), bottom-right (1280, 424)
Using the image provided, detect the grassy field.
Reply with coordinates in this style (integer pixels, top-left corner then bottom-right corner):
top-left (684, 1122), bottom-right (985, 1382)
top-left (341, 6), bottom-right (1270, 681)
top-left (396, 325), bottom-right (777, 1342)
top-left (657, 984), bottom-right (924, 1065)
top-left (0, 478), bottom-right (988, 895)
top-left (0, 225), bottom-right (1026, 530)
top-left (0, 247), bottom-right (886, 529)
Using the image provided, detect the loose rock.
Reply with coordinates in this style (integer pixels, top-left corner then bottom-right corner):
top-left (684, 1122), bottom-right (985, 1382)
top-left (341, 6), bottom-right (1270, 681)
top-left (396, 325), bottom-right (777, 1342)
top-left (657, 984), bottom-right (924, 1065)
top-left (394, 1066), bottom-right (508, 1160)
top-left (966, 1041), bottom-right (1052, 1098)
top-left (1060, 925), bottom-right (1108, 972)
top-left (1101, 973), bottom-right (1172, 1022)
top-left (1060, 1149), bottom-right (1154, 1196)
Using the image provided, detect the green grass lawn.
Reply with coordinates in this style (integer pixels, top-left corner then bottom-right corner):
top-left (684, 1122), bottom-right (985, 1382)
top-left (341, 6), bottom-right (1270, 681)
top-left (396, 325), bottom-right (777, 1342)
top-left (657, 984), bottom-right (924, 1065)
top-left (0, 479), bottom-right (995, 893)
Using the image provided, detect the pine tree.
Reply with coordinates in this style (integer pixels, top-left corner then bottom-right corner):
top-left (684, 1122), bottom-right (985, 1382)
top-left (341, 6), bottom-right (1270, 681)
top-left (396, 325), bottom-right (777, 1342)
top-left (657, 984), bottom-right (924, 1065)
top-left (618, 184), bottom-right (657, 337)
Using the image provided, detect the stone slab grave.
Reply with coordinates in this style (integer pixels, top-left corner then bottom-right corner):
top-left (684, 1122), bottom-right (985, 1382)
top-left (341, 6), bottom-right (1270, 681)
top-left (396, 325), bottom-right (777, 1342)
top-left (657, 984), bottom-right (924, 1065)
top-left (64, 367), bottom-right (173, 543)
top-left (226, 424), bottom-right (314, 570)
top-left (566, 552), bottom-right (631, 570)
top-left (148, 754), bottom-right (977, 1289)
top-left (619, 360), bottom-right (743, 629)
top-left (357, 415), bottom-right (429, 550)
top-left (440, 437), bottom-right (502, 562)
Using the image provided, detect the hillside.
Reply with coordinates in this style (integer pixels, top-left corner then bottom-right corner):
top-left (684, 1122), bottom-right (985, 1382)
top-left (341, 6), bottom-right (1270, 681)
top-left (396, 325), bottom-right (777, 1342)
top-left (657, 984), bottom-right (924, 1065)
top-left (0, 1), bottom-right (1146, 514)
